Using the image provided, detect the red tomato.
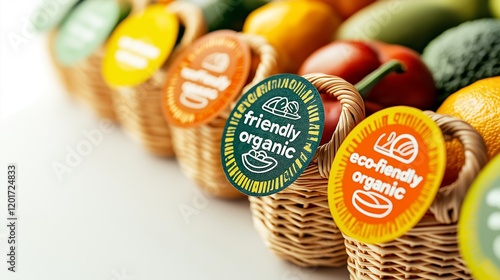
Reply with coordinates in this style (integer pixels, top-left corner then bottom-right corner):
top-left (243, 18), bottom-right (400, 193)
top-left (301, 40), bottom-right (436, 146)
top-left (320, 95), bottom-right (342, 145)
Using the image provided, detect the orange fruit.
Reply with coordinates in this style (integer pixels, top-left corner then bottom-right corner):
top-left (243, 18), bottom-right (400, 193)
top-left (437, 77), bottom-right (500, 186)
top-left (243, 0), bottom-right (341, 73)
top-left (311, 0), bottom-right (376, 19)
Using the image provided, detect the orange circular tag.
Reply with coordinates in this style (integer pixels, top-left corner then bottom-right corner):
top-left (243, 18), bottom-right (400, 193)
top-left (162, 30), bottom-right (251, 127)
top-left (328, 106), bottom-right (446, 244)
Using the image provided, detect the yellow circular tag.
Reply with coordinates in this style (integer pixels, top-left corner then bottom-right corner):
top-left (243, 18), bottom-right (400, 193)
top-left (102, 4), bottom-right (178, 87)
top-left (328, 106), bottom-right (446, 244)
top-left (459, 155), bottom-right (500, 280)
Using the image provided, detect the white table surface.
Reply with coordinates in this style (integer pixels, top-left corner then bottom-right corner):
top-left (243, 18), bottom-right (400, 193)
top-left (0, 2), bottom-right (350, 279)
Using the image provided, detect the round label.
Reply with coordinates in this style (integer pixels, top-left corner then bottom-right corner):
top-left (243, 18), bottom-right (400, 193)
top-left (32, 0), bottom-right (80, 32)
top-left (221, 74), bottom-right (324, 197)
top-left (459, 155), bottom-right (500, 280)
top-left (163, 30), bottom-right (251, 127)
top-left (102, 4), bottom-right (179, 87)
top-left (55, 0), bottom-right (122, 66)
top-left (328, 106), bottom-right (446, 244)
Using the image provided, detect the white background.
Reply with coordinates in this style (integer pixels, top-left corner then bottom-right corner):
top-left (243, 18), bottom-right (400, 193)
top-left (0, 1), bottom-right (350, 279)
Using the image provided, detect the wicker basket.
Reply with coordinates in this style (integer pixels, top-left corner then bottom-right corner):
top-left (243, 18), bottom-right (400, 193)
top-left (47, 30), bottom-right (77, 96)
top-left (112, 1), bottom-right (206, 156)
top-left (47, 0), bottom-right (152, 120)
top-left (249, 74), bottom-right (366, 267)
top-left (170, 33), bottom-right (278, 199)
top-left (343, 112), bottom-right (489, 280)
top-left (71, 47), bottom-right (119, 120)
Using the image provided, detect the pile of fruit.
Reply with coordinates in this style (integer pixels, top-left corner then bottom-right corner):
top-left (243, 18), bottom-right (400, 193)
top-left (37, 0), bottom-right (500, 278)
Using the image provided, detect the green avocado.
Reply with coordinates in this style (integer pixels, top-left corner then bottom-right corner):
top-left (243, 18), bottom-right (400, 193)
top-left (422, 18), bottom-right (500, 104)
top-left (336, 0), bottom-right (489, 53)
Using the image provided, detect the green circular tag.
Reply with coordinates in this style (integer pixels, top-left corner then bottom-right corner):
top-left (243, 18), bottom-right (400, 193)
top-left (459, 155), bottom-right (500, 280)
top-left (55, 0), bottom-right (122, 66)
top-left (221, 74), bottom-right (324, 196)
top-left (32, 0), bottom-right (81, 32)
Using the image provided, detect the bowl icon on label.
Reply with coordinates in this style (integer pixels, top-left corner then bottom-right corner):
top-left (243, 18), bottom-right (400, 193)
top-left (262, 96), bottom-right (301, 120)
top-left (352, 190), bottom-right (393, 219)
top-left (242, 150), bottom-right (278, 174)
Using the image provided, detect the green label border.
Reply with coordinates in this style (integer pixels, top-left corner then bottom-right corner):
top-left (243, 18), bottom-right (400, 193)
top-left (459, 155), bottom-right (500, 280)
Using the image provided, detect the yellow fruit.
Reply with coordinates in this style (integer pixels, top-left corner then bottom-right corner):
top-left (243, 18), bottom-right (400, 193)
top-left (243, 0), bottom-right (341, 73)
top-left (491, 0), bottom-right (500, 18)
top-left (437, 77), bottom-right (500, 185)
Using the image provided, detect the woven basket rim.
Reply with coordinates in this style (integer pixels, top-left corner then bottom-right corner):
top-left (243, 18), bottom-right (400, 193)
top-left (122, 0), bottom-right (150, 14)
top-left (423, 111), bottom-right (488, 224)
top-left (301, 73), bottom-right (366, 179)
top-left (238, 33), bottom-right (279, 92)
top-left (165, 1), bottom-right (207, 66)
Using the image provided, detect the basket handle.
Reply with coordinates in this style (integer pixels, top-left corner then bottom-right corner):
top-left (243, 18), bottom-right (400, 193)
top-left (302, 74), bottom-right (365, 178)
top-left (166, 1), bottom-right (207, 62)
top-left (239, 33), bottom-right (279, 93)
top-left (424, 111), bottom-right (489, 224)
top-left (219, 33), bottom-right (278, 120)
top-left (120, 0), bottom-right (150, 14)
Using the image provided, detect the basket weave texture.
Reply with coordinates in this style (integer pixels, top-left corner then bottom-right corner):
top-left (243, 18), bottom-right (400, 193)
top-left (47, 0), bottom-right (153, 120)
top-left (171, 33), bottom-right (278, 199)
top-left (344, 112), bottom-right (489, 280)
top-left (72, 47), bottom-right (118, 120)
top-left (249, 74), bottom-right (366, 267)
top-left (112, 1), bottom-right (206, 156)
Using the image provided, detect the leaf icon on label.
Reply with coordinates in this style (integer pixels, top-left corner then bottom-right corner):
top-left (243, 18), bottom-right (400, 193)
top-left (201, 52), bottom-right (230, 73)
top-left (262, 96), bottom-right (301, 120)
top-left (242, 150), bottom-right (278, 173)
top-left (374, 132), bottom-right (419, 164)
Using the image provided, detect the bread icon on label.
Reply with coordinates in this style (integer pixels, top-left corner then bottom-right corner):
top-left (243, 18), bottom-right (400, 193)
top-left (374, 132), bottom-right (419, 164)
top-left (242, 150), bottom-right (278, 173)
top-left (261, 96), bottom-right (301, 120)
top-left (352, 190), bottom-right (393, 219)
top-left (201, 52), bottom-right (230, 73)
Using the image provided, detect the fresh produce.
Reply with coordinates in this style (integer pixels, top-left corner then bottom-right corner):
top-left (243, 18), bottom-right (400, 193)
top-left (299, 40), bottom-right (436, 144)
top-left (311, 0), bottom-right (375, 19)
top-left (180, 0), bottom-right (270, 31)
top-left (443, 0), bottom-right (491, 20)
top-left (317, 93), bottom-right (384, 144)
top-left (423, 18), bottom-right (500, 104)
top-left (492, 0), bottom-right (500, 18)
top-left (437, 77), bottom-right (500, 186)
top-left (336, 0), bottom-right (489, 53)
top-left (243, 0), bottom-right (341, 73)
